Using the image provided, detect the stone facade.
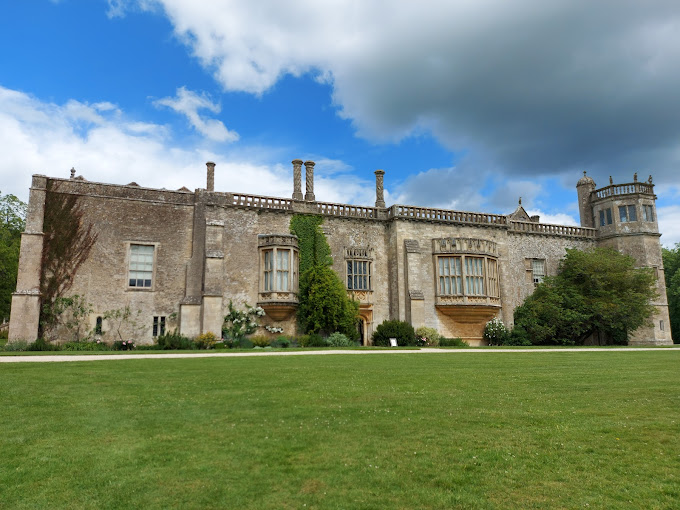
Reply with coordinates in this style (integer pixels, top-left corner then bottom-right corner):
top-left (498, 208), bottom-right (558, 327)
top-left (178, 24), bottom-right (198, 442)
top-left (9, 163), bottom-right (673, 345)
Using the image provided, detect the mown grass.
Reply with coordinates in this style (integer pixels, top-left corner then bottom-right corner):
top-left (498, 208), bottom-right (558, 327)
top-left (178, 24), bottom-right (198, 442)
top-left (2, 352), bottom-right (679, 509)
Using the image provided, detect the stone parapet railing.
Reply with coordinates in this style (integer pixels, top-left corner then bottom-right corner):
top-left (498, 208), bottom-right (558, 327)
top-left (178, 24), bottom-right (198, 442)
top-left (314, 201), bottom-right (378, 219)
top-left (594, 182), bottom-right (654, 199)
top-left (388, 205), bottom-right (507, 226)
top-left (510, 221), bottom-right (596, 238)
top-left (229, 193), bottom-right (293, 210)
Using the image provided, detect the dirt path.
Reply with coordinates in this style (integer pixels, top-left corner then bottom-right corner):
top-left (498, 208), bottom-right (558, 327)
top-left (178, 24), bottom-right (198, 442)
top-left (2, 347), bottom-right (679, 362)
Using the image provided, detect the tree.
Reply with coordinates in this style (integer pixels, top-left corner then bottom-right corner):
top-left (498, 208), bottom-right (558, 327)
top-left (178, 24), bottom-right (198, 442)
top-left (662, 244), bottom-right (680, 343)
top-left (0, 192), bottom-right (27, 322)
top-left (513, 248), bottom-right (657, 345)
top-left (297, 264), bottom-right (359, 339)
top-left (291, 214), bottom-right (359, 340)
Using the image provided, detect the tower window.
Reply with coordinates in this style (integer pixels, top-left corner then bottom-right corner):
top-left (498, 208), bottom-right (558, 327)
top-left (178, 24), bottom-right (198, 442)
top-left (643, 205), bottom-right (655, 222)
top-left (599, 208), bottom-right (613, 226)
top-left (618, 205), bottom-right (637, 223)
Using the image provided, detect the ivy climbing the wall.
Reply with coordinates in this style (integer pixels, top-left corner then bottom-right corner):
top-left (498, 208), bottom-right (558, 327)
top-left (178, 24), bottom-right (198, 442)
top-left (290, 214), bottom-right (359, 340)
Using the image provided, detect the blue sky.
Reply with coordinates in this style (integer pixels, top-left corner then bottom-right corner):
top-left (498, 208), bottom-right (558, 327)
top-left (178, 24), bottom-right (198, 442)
top-left (1, 1), bottom-right (679, 244)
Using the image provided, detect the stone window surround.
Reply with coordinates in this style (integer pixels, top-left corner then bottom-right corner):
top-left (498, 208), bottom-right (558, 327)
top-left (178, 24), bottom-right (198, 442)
top-left (258, 234), bottom-right (299, 295)
top-left (153, 316), bottom-right (166, 337)
top-left (344, 246), bottom-right (374, 292)
top-left (432, 237), bottom-right (500, 301)
top-left (531, 258), bottom-right (546, 287)
top-left (642, 203), bottom-right (655, 222)
top-left (618, 204), bottom-right (637, 223)
top-left (126, 242), bottom-right (159, 291)
top-left (599, 207), bottom-right (613, 226)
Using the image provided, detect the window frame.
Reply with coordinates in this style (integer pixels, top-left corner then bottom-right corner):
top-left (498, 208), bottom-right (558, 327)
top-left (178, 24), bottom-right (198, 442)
top-left (346, 259), bottom-right (372, 291)
top-left (642, 204), bottom-right (655, 222)
top-left (260, 246), bottom-right (298, 293)
top-left (531, 259), bottom-right (546, 287)
top-left (127, 242), bottom-right (158, 291)
top-left (152, 316), bottom-right (166, 337)
top-left (436, 254), bottom-right (499, 298)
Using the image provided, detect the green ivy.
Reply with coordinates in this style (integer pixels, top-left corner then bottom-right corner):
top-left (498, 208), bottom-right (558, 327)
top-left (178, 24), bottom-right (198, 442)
top-left (290, 214), bottom-right (359, 340)
top-left (290, 214), bottom-right (332, 272)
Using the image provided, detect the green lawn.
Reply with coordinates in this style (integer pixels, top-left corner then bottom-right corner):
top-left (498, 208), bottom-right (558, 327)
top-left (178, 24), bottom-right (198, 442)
top-left (2, 352), bottom-right (679, 509)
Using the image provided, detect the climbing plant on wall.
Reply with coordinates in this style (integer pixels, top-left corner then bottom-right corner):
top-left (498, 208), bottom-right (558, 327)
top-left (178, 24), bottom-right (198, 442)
top-left (39, 182), bottom-right (98, 336)
top-left (290, 214), bottom-right (359, 340)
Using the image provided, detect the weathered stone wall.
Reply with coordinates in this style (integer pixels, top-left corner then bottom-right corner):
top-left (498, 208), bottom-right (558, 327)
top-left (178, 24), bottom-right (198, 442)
top-left (30, 179), bottom-right (195, 343)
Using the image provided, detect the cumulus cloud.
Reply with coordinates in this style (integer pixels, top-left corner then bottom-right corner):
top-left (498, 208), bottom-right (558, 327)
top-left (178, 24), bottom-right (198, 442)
top-left (115, 0), bottom-right (680, 189)
top-left (154, 87), bottom-right (239, 143)
top-left (0, 86), bottom-right (368, 205)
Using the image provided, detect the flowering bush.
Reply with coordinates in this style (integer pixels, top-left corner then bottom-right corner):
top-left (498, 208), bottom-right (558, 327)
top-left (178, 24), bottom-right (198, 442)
top-left (112, 340), bottom-right (135, 351)
top-left (195, 331), bottom-right (218, 349)
top-left (484, 318), bottom-right (509, 346)
top-left (222, 301), bottom-right (265, 341)
top-left (265, 325), bottom-right (284, 334)
top-left (415, 326), bottom-right (441, 346)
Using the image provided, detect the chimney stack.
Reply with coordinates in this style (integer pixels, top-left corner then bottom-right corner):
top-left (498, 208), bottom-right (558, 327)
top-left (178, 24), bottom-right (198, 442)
top-left (304, 160), bottom-right (315, 201)
top-left (292, 159), bottom-right (304, 200)
top-left (374, 169), bottom-right (386, 208)
top-left (206, 161), bottom-right (215, 191)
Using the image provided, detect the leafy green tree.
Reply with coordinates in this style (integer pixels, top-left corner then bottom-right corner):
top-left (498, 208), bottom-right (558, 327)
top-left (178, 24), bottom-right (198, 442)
top-left (513, 248), bottom-right (657, 345)
top-left (291, 214), bottom-right (359, 340)
top-left (297, 264), bottom-right (359, 339)
top-left (0, 192), bottom-right (27, 322)
top-left (662, 244), bottom-right (680, 343)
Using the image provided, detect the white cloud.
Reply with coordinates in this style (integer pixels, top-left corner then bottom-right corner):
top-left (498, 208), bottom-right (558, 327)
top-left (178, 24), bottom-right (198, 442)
top-left (658, 205), bottom-right (680, 248)
top-left (525, 210), bottom-right (578, 226)
top-left (154, 87), bottom-right (239, 143)
top-left (113, 0), bottom-right (680, 191)
top-left (0, 85), bottom-right (371, 206)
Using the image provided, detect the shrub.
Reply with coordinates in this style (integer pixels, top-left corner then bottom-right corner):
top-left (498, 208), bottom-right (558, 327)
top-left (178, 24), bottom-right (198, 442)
top-left (195, 331), bottom-right (218, 350)
top-left (298, 334), bottom-right (328, 347)
top-left (415, 326), bottom-right (441, 347)
top-left (0, 329), bottom-right (8, 340)
top-left (505, 327), bottom-right (533, 346)
top-left (112, 340), bottom-right (135, 351)
top-left (372, 320), bottom-right (416, 346)
top-left (233, 337), bottom-right (254, 349)
top-left (2, 339), bottom-right (28, 351)
top-left (62, 340), bottom-right (110, 351)
top-left (250, 335), bottom-right (271, 348)
top-left (271, 336), bottom-right (291, 348)
top-left (439, 337), bottom-right (469, 347)
top-left (27, 338), bottom-right (59, 351)
top-left (327, 332), bottom-right (355, 347)
top-left (484, 318), bottom-right (509, 346)
top-left (155, 330), bottom-right (195, 350)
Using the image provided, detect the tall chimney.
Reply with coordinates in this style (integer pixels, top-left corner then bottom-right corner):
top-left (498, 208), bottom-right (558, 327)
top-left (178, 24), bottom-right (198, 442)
top-left (374, 169), bottom-right (386, 208)
top-left (304, 160), bottom-right (315, 201)
top-left (206, 161), bottom-right (215, 191)
top-left (292, 159), bottom-right (303, 200)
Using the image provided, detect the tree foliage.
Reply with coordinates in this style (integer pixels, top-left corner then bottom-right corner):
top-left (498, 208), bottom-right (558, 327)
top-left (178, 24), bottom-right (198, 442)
top-left (513, 248), bottom-right (657, 345)
top-left (0, 192), bottom-right (27, 322)
top-left (662, 244), bottom-right (680, 343)
top-left (297, 264), bottom-right (359, 339)
top-left (291, 214), bottom-right (359, 340)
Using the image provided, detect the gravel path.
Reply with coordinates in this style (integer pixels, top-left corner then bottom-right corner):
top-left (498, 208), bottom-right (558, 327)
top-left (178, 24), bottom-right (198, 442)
top-left (2, 347), bottom-right (679, 363)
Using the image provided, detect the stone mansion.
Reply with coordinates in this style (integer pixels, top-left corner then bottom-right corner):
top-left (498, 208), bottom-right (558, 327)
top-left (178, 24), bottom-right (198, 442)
top-left (9, 161), bottom-right (672, 345)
